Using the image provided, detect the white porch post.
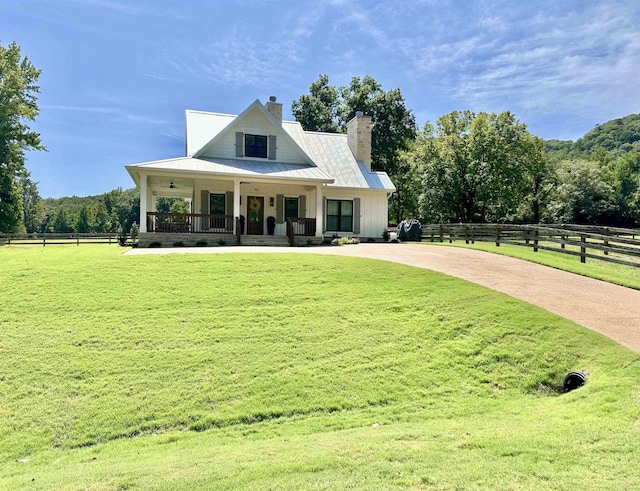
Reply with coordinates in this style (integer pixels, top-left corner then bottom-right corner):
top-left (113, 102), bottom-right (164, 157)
top-left (233, 179), bottom-right (241, 234)
top-left (315, 184), bottom-right (324, 237)
top-left (139, 173), bottom-right (147, 233)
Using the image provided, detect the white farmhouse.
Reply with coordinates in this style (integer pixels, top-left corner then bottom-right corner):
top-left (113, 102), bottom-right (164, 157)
top-left (125, 97), bottom-right (395, 246)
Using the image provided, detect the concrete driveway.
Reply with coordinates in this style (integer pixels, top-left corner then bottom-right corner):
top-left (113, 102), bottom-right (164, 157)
top-left (126, 243), bottom-right (640, 352)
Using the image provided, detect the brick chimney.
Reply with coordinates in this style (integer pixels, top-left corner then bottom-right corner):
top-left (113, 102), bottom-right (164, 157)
top-left (347, 111), bottom-right (372, 171)
top-left (265, 96), bottom-right (282, 125)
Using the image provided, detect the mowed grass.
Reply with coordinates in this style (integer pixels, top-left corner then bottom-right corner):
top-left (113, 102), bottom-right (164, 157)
top-left (0, 245), bottom-right (639, 490)
top-left (423, 240), bottom-right (640, 290)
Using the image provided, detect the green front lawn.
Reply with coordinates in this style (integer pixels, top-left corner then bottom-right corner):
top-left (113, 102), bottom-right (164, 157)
top-left (1, 245), bottom-right (638, 490)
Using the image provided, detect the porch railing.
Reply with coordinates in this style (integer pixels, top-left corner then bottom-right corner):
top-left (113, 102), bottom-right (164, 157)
top-left (288, 217), bottom-right (316, 236)
top-left (286, 218), bottom-right (317, 245)
top-left (146, 212), bottom-right (234, 234)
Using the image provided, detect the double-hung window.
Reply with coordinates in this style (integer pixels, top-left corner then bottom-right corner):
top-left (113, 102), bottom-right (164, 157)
top-left (326, 199), bottom-right (353, 232)
top-left (245, 134), bottom-right (267, 158)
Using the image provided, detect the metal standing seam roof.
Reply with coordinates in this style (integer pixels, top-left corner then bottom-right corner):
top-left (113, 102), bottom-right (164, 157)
top-left (284, 127), bottom-right (396, 191)
top-left (126, 157), bottom-right (334, 182)
top-left (131, 106), bottom-right (396, 192)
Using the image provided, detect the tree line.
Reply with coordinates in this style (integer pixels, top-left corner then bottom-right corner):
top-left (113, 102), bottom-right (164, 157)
top-left (2, 39), bottom-right (639, 233)
top-left (292, 75), bottom-right (640, 227)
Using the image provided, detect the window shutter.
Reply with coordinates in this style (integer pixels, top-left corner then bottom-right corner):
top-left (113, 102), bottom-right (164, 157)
top-left (276, 194), bottom-right (284, 223)
top-left (322, 197), bottom-right (327, 233)
top-left (353, 198), bottom-right (361, 234)
top-left (235, 132), bottom-right (244, 157)
top-left (298, 195), bottom-right (306, 218)
top-left (201, 191), bottom-right (209, 214)
top-left (201, 190), bottom-right (209, 232)
top-left (225, 192), bottom-right (234, 231)
top-left (268, 135), bottom-right (277, 160)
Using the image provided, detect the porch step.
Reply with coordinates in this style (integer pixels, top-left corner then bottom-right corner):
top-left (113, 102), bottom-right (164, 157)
top-left (240, 235), bottom-right (290, 247)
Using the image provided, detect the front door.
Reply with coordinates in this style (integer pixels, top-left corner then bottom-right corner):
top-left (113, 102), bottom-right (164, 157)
top-left (247, 196), bottom-right (264, 235)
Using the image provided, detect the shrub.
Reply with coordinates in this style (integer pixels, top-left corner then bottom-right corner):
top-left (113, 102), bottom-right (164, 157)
top-left (366, 237), bottom-right (375, 242)
top-left (117, 225), bottom-right (127, 246)
top-left (149, 242), bottom-right (162, 248)
top-left (217, 239), bottom-right (226, 246)
top-left (334, 236), bottom-right (360, 246)
top-left (173, 241), bottom-right (185, 247)
top-left (195, 240), bottom-right (208, 247)
top-left (382, 229), bottom-right (390, 242)
top-left (129, 221), bottom-right (139, 243)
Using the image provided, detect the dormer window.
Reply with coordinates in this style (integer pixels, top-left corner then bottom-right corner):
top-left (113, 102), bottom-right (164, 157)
top-left (245, 134), bottom-right (268, 158)
top-left (235, 132), bottom-right (276, 160)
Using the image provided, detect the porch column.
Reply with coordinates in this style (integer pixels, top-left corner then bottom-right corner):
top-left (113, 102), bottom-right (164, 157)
top-left (315, 184), bottom-right (324, 237)
top-left (139, 173), bottom-right (147, 233)
top-left (233, 179), bottom-right (241, 234)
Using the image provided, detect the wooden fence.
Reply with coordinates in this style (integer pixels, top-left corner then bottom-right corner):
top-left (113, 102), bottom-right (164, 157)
top-left (0, 233), bottom-right (130, 246)
top-left (417, 223), bottom-right (640, 268)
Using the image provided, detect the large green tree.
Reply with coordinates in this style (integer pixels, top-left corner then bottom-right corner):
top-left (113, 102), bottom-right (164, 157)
top-left (409, 110), bottom-right (547, 223)
top-left (546, 159), bottom-right (615, 224)
top-left (291, 74), bottom-right (340, 133)
top-left (292, 75), bottom-right (417, 223)
top-left (0, 41), bottom-right (45, 232)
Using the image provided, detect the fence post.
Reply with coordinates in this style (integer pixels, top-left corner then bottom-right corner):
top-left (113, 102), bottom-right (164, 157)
top-left (465, 225), bottom-right (469, 244)
top-left (580, 235), bottom-right (586, 263)
top-left (603, 239), bottom-right (609, 256)
top-left (534, 229), bottom-right (539, 252)
top-left (561, 234), bottom-right (565, 249)
top-left (43, 234), bottom-right (46, 247)
top-left (495, 225), bottom-right (500, 247)
top-left (77, 234), bottom-right (80, 246)
top-left (439, 224), bottom-right (443, 242)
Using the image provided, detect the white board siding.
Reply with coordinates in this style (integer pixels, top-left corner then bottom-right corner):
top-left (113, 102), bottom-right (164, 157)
top-left (324, 190), bottom-right (389, 238)
top-left (193, 178), bottom-right (319, 232)
top-left (199, 109), bottom-right (306, 164)
top-left (179, 177), bottom-right (388, 238)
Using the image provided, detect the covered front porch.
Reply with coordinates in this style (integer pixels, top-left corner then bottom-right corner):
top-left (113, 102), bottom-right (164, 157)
top-left (137, 173), bottom-right (325, 244)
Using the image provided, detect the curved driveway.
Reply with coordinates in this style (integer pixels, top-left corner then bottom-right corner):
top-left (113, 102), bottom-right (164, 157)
top-left (127, 243), bottom-right (640, 352)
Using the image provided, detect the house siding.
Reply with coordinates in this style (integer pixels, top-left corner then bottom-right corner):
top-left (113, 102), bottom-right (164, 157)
top-left (324, 189), bottom-right (389, 238)
top-left (194, 178), bottom-right (319, 236)
top-left (199, 109), bottom-right (306, 164)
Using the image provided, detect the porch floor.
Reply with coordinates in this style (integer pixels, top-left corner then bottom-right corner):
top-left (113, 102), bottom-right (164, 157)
top-left (138, 232), bottom-right (321, 248)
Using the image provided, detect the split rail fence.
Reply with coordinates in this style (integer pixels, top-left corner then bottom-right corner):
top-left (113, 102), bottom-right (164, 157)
top-left (418, 223), bottom-right (640, 268)
top-left (0, 233), bottom-right (130, 246)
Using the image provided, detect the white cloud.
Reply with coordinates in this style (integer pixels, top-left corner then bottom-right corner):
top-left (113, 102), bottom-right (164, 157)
top-left (402, 1), bottom-right (640, 122)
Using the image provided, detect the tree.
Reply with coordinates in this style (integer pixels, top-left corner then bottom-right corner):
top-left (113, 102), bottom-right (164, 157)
top-left (546, 160), bottom-right (615, 224)
top-left (292, 75), bottom-right (416, 222)
top-left (75, 205), bottom-right (91, 233)
top-left (50, 207), bottom-right (72, 233)
top-left (291, 74), bottom-right (340, 133)
top-left (0, 41), bottom-right (45, 232)
top-left (409, 110), bottom-right (547, 223)
top-left (19, 171), bottom-right (43, 232)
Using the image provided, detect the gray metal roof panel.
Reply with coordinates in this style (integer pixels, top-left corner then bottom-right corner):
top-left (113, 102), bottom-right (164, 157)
top-left (126, 157), bottom-right (334, 182)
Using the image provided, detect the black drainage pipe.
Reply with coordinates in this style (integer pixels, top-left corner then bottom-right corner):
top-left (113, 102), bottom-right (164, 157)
top-left (563, 371), bottom-right (587, 392)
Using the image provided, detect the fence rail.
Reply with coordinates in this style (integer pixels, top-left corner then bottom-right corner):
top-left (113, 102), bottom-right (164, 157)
top-left (418, 223), bottom-right (640, 268)
top-left (0, 233), bottom-right (128, 246)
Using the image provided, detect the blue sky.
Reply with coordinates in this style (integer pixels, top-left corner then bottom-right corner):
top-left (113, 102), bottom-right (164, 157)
top-left (3, 0), bottom-right (639, 198)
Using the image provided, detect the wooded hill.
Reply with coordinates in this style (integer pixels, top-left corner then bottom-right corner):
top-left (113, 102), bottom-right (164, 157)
top-left (545, 113), bottom-right (640, 160)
